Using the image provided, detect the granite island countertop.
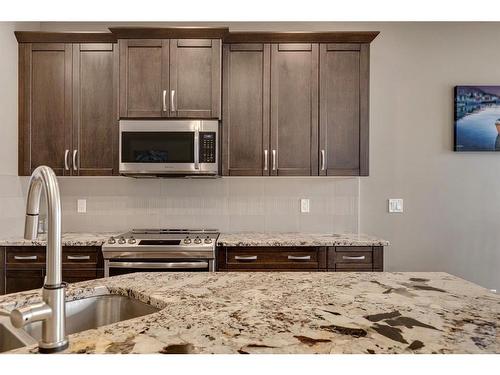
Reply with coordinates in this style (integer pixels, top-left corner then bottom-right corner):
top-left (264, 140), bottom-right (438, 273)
top-left (217, 232), bottom-right (390, 247)
top-left (0, 272), bottom-right (498, 354)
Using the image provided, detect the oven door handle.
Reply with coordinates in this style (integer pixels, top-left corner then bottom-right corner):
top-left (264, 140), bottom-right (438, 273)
top-left (107, 261), bottom-right (208, 269)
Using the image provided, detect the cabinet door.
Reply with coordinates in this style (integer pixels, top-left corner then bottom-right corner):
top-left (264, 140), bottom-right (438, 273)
top-left (0, 248), bottom-right (5, 295)
top-left (319, 44), bottom-right (369, 176)
top-left (119, 39), bottom-right (169, 118)
top-left (19, 43), bottom-right (72, 176)
top-left (5, 270), bottom-right (45, 294)
top-left (169, 39), bottom-right (221, 118)
top-left (222, 44), bottom-right (270, 175)
top-left (73, 43), bottom-right (118, 176)
top-left (270, 44), bottom-right (319, 176)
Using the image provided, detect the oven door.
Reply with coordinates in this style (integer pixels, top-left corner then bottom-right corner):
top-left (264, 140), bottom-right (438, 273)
top-left (105, 259), bottom-right (210, 277)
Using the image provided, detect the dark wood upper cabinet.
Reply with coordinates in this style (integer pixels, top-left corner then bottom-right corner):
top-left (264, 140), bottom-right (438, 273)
top-left (19, 41), bottom-right (118, 176)
top-left (222, 43), bottom-right (270, 176)
top-left (73, 43), bottom-right (118, 176)
top-left (19, 43), bottom-right (73, 176)
top-left (270, 43), bottom-right (319, 176)
top-left (319, 43), bottom-right (369, 176)
top-left (118, 39), bottom-right (168, 118)
top-left (118, 38), bottom-right (221, 119)
top-left (170, 39), bottom-right (221, 118)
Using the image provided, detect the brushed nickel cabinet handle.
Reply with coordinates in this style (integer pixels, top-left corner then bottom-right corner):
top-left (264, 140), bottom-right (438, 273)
top-left (272, 149), bottom-right (277, 171)
top-left (64, 149), bottom-right (70, 171)
top-left (287, 255), bottom-right (311, 260)
top-left (234, 255), bottom-right (257, 261)
top-left (170, 90), bottom-right (176, 112)
top-left (162, 89), bottom-right (167, 112)
top-left (14, 255), bottom-right (38, 260)
top-left (321, 149), bottom-right (326, 171)
top-left (342, 255), bottom-right (366, 260)
top-left (72, 150), bottom-right (78, 172)
top-left (264, 149), bottom-right (268, 171)
top-left (67, 255), bottom-right (90, 260)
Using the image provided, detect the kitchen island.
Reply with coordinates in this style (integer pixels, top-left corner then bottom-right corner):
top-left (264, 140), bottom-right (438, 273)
top-left (0, 272), bottom-right (498, 354)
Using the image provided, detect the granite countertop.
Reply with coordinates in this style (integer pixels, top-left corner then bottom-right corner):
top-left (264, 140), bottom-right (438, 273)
top-left (217, 232), bottom-right (390, 247)
top-left (0, 272), bottom-right (498, 354)
top-left (0, 232), bottom-right (116, 247)
top-left (0, 232), bottom-right (389, 248)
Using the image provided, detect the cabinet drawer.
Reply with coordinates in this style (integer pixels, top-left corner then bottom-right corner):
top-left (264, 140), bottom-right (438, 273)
top-left (62, 247), bottom-right (100, 268)
top-left (226, 247), bottom-right (323, 270)
top-left (6, 247), bottom-right (46, 268)
top-left (334, 250), bottom-right (372, 265)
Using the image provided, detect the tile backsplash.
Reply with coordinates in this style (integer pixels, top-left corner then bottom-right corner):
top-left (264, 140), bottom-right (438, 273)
top-left (0, 175), bottom-right (359, 237)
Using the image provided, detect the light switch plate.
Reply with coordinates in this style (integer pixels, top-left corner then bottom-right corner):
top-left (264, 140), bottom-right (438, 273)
top-left (77, 199), bottom-right (87, 213)
top-left (300, 199), bottom-right (310, 213)
top-left (388, 199), bottom-right (403, 213)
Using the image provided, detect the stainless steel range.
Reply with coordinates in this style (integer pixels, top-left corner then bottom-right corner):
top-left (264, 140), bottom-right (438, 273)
top-left (102, 229), bottom-right (218, 277)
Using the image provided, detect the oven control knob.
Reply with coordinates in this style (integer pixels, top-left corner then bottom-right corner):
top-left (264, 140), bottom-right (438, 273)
top-left (108, 236), bottom-right (116, 244)
top-left (194, 237), bottom-right (202, 244)
top-left (128, 237), bottom-right (136, 244)
top-left (118, 237), bottom-right (126, 244)
top-left (183, 238), bottom-right (192, 244)
top-left (204, 237), bottom-right (212, 244)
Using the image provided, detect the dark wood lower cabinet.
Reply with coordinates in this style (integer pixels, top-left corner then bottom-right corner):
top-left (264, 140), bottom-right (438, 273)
top-left (217, 246), bottom-right (384, 272)
top-left (1, 246), bottom-right (104, 295)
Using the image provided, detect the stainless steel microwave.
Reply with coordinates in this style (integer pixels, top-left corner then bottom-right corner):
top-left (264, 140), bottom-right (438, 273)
top-left (119, 120), bottom-right (219, 177)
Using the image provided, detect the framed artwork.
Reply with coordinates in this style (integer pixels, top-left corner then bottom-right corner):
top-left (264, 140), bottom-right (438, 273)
top-left (455, 86), bottom-right (500, 151)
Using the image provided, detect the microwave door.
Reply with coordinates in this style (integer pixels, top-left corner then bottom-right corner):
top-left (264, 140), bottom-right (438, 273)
top-left (120, 130), bottom-right (196, 174)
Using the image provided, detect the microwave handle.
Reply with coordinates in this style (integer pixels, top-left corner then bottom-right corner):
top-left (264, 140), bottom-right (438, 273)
top-left (194, 128), bottom-right (200, 170)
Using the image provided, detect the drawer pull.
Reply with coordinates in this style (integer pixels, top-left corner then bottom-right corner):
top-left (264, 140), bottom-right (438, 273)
top-left (342, 255), bottom-right (366, 260)
top-left (287, 255), bottom-right (311, 261)
top-left (67, 255), bottom-right (91, 261)
top-left (14, 255), bottom-right (38, 260)
top-left (234, 255), bottom-right (257, 261)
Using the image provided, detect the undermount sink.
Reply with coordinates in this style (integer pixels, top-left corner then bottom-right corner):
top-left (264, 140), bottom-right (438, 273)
top-left (24, 294), bottom-right (159, 341)
top-left (0, 294), bottom-right (159, 352)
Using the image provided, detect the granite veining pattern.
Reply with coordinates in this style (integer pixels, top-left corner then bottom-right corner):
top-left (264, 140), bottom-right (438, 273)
top-left (0, 232), bottom-right (117, 247)
top-left (217, 232), bottom-right (390, 247)
top-left (0, 272), bottom-right (497, 354)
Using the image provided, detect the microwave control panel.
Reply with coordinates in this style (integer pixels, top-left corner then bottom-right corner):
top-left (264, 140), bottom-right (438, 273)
top-left (199, 132), bottom-right (217, 163)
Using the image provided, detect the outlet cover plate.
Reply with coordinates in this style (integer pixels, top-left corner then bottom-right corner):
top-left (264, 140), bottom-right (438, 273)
top-left (77, 199), bottom-right (87, 213)
top-left (388, 199), bottom-right (403, 213)
top-left (300, 198), bottom-right (310, 213)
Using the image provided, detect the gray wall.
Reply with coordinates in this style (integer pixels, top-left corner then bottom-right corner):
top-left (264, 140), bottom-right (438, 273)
top-left (1, 22), bottom-right (500, 290)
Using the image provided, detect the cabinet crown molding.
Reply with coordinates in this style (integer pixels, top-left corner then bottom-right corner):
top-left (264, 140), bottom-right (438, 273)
top-left (15, 29), bottom-right (380, 44)
top-left (108, 27), bottom-right (230, 39)
top-left (224, 31), bottom-right (380, 43)
top-left (14, 31), bottom-right (117, 43)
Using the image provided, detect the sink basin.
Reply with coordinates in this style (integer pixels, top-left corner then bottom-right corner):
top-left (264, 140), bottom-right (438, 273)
top-left (23, 294), bottom-right (159, 340)
top-left (0, 323), bottom-right (27, 352)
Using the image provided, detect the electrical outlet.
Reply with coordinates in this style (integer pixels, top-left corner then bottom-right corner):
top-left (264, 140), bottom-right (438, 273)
top-left (300, 199), bottom-right (310, 213)
top-left (388, 199), bottom-right (403, 213)
top-left (77, 199), bottom-right (87, 213)
top-left (490, 289), bottom-right (497, 294)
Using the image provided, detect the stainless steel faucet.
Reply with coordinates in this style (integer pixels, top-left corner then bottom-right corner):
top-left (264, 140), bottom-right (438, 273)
top-left (10, 166), bottom-right (68, 353)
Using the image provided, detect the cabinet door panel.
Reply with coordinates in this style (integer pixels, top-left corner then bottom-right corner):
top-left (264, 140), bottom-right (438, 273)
top-left (19, 43), bottom-right (72, 176)
top-left (5, 269), bottom-right (44, 294)
top-left (320, 44), bottom-right (368, 176)
top-left (119, 39), bottom-right (168, 118)
top-left (73, 43), bottom-right (118, 176)
top-left (170, 39), bottom-right (221, 118)
top-left (222, 43), bottom-right (270, 175)
top-left (270, 44), bottom-right (318, 176)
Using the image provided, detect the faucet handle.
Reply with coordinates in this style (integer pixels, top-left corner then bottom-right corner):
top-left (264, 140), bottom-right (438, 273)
top-left (10, 302), bottom-right (51, 328)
